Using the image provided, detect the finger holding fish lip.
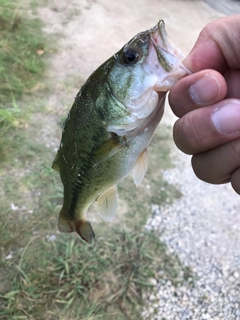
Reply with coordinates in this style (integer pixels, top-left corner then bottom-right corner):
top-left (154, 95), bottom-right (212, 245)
top-left (169, 69), bottom-right (227, 117)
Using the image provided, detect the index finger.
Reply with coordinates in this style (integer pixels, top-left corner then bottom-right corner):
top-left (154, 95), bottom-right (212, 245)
top-left (169, 70), bottom-right (227, 117)
top-left (184, 15), bottom-right (240, 72)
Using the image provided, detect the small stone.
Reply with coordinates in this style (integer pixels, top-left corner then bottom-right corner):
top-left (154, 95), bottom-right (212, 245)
top-left (149, 278), bottom-right (157, 286)
top-left (216, 278), bottom-right (224, 287)
top-left (47, 235), bottom-right (56, 242)
top-left (10, 203), bottom-right (19, 211)
top-left (5, 251), bottom-right (13, 260)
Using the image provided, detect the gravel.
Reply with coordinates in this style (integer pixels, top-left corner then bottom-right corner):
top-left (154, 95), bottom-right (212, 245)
top-left (145, 138), bottom-right (240, 319)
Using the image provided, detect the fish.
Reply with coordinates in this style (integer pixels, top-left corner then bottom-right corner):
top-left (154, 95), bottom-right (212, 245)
top-left (52, 20), bottom-right (190, 243)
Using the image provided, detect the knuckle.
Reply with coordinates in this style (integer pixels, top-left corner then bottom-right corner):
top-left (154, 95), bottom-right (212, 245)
top-left (191, 154), bottom-right (206, 181)
top-left (199, 23), bottom-right (212, 41)
top-left (199, 19), bottom-right (223, 42)
top-left (231, 168), bottom-right (240, 195)
top-left (229, 139), bottom-right (240, 159)
top-left (169, 83), bottom-right (187, 117)
top-left (175, 115), bottom-right (203, 154)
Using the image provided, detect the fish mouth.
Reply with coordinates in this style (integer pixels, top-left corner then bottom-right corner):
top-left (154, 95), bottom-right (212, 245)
top-left (150, 20), bottom-right (186, 72)
top-left (148, 20), bottom-right (191, 89)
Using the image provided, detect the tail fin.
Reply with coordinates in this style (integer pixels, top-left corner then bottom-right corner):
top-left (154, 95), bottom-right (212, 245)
top-left (75, 219), bottom-right (95, 243)
top-left (58, 216), bottom-right (95, 244)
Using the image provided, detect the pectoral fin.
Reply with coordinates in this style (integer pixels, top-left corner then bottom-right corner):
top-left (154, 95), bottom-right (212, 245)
top-left (93, 135), bottom-right (127, 167)
top-left (96, 186), bottom-right (118, 222)
top-left (132, 149), bottom-right (148, 186)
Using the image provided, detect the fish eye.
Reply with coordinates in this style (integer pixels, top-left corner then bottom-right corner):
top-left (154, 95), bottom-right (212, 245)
top-left (123, 49), bottom-right (140, 64)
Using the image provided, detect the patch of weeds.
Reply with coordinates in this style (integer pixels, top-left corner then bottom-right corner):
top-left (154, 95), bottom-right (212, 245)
top-left (0, 126), bottom-right (47, 165)
top-left (0, 0), bottom-right (48, 127)
top-left (62, 7), bottom-right (81, 25)
top-left (30, 0), bottom-right (50, 10)
top-left (0, 229), bottom-right (191, 320)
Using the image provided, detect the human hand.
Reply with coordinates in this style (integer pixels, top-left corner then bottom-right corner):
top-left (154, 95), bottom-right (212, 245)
top-left (169, 15), bottom-right (240, 194)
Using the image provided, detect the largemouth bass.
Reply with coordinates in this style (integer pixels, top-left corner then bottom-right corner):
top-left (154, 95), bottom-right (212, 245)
top-left (52, 21), bottom-right (190, 243)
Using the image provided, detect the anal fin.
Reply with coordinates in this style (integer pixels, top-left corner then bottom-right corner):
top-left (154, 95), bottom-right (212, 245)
top-left (132, 149), bottom-right (148, 186)
top-left (96, 186), bottom-right (118, 222)
top-left (58, 215), bottom-right (95, 244)
top-left (58, 215), bottom-right (74, 233)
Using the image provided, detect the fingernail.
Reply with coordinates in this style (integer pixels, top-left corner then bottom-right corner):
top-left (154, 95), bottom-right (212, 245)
top-left (189, 74), bottom-right (221, 105)
top-left (212, 101), bottom-right (240, 135)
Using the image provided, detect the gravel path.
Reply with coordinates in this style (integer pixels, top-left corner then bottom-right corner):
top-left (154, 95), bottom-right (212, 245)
top-left (145, 140), bottom-right (240, 319)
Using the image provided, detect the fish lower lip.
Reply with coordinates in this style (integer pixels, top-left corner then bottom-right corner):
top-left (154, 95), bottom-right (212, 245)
top-left (157, 20), bottom-right (167, 47)
top-left (150, 21), bottom-right (173, 72)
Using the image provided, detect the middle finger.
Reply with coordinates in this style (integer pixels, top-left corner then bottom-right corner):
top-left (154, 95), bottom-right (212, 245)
top-left (173, 99), bottom-right (240, 154)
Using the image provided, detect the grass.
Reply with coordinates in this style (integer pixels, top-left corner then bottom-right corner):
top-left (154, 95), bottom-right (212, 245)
top-left (0, 0), bottom-right (194, 318)
top-left (0, 124), bottom-right (193, 319)
top-left (0, 0), bottom-right (47, 128)
top-left (1, 230), bottom-right (191, 320)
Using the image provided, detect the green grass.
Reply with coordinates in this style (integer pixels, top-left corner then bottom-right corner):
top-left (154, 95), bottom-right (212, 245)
top-left (0, 0), bottom-right (194, 318)
top-left (0, 0), bottom-right (47, 127)
top-left (0, 229), bottom-right (191, 320)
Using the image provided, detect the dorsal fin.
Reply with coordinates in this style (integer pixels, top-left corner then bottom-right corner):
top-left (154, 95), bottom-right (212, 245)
top-left (96, 186), bottom-right (118, 222)
top-left (132, 149), bottom-right (148, 186)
